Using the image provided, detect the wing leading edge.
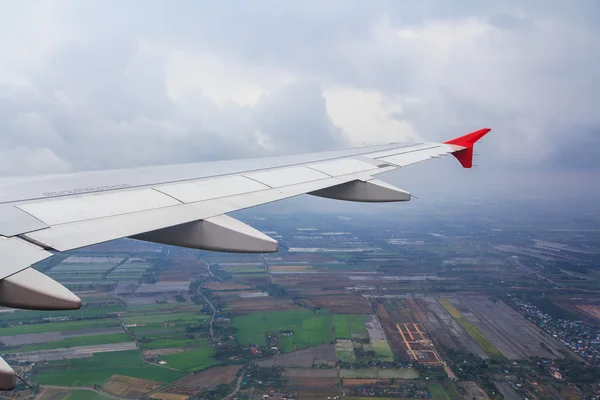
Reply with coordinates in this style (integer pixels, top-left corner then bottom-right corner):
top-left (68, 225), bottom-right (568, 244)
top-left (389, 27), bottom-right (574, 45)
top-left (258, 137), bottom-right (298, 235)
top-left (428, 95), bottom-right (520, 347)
top-left (0, 128), bottom-right (490, 389)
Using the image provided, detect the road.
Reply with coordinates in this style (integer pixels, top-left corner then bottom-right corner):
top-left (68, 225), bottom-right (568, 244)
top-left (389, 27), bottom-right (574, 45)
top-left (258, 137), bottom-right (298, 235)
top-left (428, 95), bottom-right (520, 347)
top-left (262, 255), bottom-right (275, 284)
top-left (198, 256), bottom-right (223, 282)
top-left (198, 288), bottom-right (216, 340)
top-left (225, 367), bottom-right (246, 399)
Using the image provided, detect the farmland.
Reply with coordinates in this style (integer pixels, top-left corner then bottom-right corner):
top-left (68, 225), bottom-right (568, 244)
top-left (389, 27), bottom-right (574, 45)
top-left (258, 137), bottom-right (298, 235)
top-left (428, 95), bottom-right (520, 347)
top-left (340, 369), bottom-right (419, 379)
top-left (168, 365), bottom-right (241, 392)
top-left (6, 333), bottom-right (133, 353)
top-left (332, 314), bottom-right (369, 339)
top-left (232, 309), bottom-right (331, 351)
top-left (438, 299), bottom-right (505, 361)
top-left (34, 351), bottom-right (185, 386)
top-left (3, 207), bottom-right (598, 399)
top-left (161, 347), bottom-right (216, 371)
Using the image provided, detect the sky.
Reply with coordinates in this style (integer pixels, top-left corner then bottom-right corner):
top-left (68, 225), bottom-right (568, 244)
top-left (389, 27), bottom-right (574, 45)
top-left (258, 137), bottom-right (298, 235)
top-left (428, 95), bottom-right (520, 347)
top-left (1, 1), bottom-right (599, 204)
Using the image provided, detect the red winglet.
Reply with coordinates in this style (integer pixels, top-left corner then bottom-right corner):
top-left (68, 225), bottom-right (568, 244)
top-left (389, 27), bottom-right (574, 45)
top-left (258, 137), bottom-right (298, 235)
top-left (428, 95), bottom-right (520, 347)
top-left (443, 128), bottom-right (491, 168)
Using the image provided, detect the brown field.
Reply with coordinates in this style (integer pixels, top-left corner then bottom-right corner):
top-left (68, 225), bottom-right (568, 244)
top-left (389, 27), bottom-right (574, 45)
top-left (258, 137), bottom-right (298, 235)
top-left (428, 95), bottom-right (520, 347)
top-left (158, 272), bottom-right (194, 281)
top-left (297, 388), bottom-right (342, 400)
top-left (343, 379), bottom-right (384, 386)
top-left (301, 295), bottom-right (371, 314)
top-left (151, 393), bottom-right (190, 400)
top-left (576, 305), bottom-right (600, 321)
top-left (103, 374), bottom-right (162, 398)
top-left (461, 381), bottom-right (490, 400)
top-left (77, 290), bottom-right (112, 299)
top-left (377, 303), bottom-right (389, 318)
top-left (275, 274), bottom-right (352, 290)
top-left (284, 369), bottom-right (338, 378)
top-left (143, 348), bottom-right (183, 357)
top-left (265, 254), bottom-right (334, 264)
top-left (379, 301), bottom-right (411, 360)
top-left (270, 265), bottom-right (313, 272)
top-left (287, 377), bottom-right (339, 387)
top-left (170, 365), bottom-right (241, 392)
top-left (229, 297), bottom-right (301, 315)
top-left (37, 388), bottom-right (70, 400)
top-left (203, 282), bottom-right (251, 291)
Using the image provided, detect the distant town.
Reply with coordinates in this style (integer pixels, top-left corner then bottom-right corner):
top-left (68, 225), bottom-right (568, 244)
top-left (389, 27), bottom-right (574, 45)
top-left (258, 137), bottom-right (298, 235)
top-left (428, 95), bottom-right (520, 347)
top-left (0, 198), bottom-right (598, 400)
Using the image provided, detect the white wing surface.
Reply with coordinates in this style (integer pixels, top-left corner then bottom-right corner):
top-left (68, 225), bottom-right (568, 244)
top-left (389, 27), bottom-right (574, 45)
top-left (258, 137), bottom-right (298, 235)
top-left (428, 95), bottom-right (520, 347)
top-left (0, 128), bottom-right (490, 388)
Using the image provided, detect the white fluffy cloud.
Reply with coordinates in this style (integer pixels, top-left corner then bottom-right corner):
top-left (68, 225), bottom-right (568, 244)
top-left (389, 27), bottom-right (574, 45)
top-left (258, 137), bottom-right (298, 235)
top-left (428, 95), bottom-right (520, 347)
top-left (0, 1), bottom-right (598, 199)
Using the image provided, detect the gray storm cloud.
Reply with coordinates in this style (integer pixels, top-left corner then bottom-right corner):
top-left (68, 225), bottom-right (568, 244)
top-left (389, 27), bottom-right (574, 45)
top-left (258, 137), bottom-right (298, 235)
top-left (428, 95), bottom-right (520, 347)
top-left (0, 0), bottom-right (598, 200)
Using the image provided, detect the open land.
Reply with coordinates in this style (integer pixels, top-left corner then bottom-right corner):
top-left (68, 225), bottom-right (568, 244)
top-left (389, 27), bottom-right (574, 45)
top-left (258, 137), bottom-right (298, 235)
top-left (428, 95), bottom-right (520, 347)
top-left (3, 204), bottom-right (599, 399)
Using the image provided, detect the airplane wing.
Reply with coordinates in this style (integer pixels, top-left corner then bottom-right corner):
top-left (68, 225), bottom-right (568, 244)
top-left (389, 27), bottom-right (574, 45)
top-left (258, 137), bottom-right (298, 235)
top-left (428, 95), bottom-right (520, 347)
top-left (0, 128), bottom-right (489, 388)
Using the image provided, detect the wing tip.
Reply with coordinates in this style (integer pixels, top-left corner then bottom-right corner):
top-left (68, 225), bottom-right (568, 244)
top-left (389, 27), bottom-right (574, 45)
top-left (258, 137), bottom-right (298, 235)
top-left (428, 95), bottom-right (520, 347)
top-left (444, 128), bottom-right (491, 169)
top-left (443, 128), bottom-right (491, 147)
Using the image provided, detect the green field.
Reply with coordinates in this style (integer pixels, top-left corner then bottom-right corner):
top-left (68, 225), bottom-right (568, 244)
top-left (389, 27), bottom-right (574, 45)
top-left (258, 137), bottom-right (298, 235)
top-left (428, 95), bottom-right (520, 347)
top-left (0, 319), bottom-right (121, 336)
top-left (428, 383), bottom-right (451, 400)
top-left (162, 346), bottom-right (217, 371)
top-left (34, 351), bottom-right (185, 386)
top-left (0, 305), bottom-right (124, 322)
top-left (219, 266), bottom-right (265, 273)
top-left (438, 299), bottom-right (504, 361)
top-left (335, 340), bottom-right (356, 362)
top-left (232, 309), bottom-right (331, 351)
top-left (127, 303), bottom-right (203, 312)
top-left (138, 337), bottom-right (206, 350)
top-left (340, 369), bottom-right (419, 379)
top-left (122, 312), bottom-right (209, 325)
top-left (128, 324), bottom-right (185, 335)
top-left (371, 340), bottom-right (394, 361)
top-left (332, 314), bottom-right (369, 339)
top-left (8, 333), bottom-right (133, 353)
top-left (68, 390), bottom-right (112, 400)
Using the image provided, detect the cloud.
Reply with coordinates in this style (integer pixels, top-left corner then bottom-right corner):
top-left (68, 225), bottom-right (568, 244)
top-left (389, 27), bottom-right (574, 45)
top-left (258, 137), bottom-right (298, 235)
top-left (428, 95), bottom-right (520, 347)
top-left (0, 1), bottom-right (598, 199)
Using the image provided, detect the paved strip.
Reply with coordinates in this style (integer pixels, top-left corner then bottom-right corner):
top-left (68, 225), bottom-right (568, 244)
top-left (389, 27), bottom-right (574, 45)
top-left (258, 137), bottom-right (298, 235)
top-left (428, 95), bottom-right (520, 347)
top-left (0, 327), bottom-right (125, 346)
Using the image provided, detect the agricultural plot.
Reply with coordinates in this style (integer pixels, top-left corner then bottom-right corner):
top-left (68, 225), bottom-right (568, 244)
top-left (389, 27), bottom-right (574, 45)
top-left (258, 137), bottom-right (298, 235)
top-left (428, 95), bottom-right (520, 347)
top-left (270, 265), bottom-right (314, 273)
top-left (103, 374), bottom-right (162, 397)
top-left (135, 282), bottom-right (190, 294)
top-left (229, 297), bottom-right (302, 315)
top-left (255, 344), bottom-right (337, 368)
top-left (219, 264), bottom-right (265, 274)
top-left (161, 346), bottom-right (217, 372)
top-left (0, 304), bottom-right (124, 323)
top-left (461, 299), bottom-right (561, 359)
top-left (0, 319), bottom-right (122, 336)
top-left (284, 368), bottom-right (339, 387)
top-left (139, 338), bottom-right (203, 351)
top-left (233, 309), bottom-right (332, 351)
top-left (151, 393), bottom-right (190, 400)
top-left (12, 342), bottom-right (139, 363)
top-left (332, 314), bottom-right (369, 339)
top-left (34, 350), bottom-right (185, 386)
top-left (428, 383), bottom-right (451, 400)
top-left (122, 312), bottom-right (208, 325)
top-left (203, 282), bottom-right (251, 291)
top-left (335, 340), bottom-right (356, 362)
top-left (340, 368), bottom-right (419, 379)
top-left (169, 365), bottom-right (241, 391)
top-left (371, 340), bottom-right (394, 361)
top-left (107, 262), bottom-right (155, 281)
top-left (68, 390), bottom-right (113, 400)
top-left (7, 333), bottom-right (133, 353)
top-left (303, 295), bottom-right (371, 314)
top-left (438, 299), bottom-right (504, 361)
